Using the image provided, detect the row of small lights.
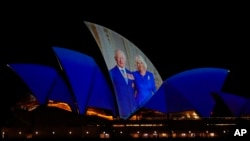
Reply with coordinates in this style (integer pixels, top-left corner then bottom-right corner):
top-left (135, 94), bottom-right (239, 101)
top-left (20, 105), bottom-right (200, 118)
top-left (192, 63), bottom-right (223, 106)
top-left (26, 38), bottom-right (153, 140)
top-left (2, 130), bottom-right (87, 135)
top-left (2, 130), bottom-right (229, 138)
top-left (2, 130), bottom-right (229, 134)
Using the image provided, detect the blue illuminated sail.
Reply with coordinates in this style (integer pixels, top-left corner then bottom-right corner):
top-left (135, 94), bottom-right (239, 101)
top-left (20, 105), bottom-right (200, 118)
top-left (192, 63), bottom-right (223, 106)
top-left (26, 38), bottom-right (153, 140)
top-left (241, 98), bottom-right (250, 116)
top-left (8, 63), bottom-right (75, 110)
top-left (217, 92), bottom-right (248, 116)
top-left (52, 47), bottom-right (116, 115)
top-left (87, 64), bottom-right (117, 116)
top-left (144, 80), bottom-right (194, 113)
top-left (165, 68), bottom-right (229, 117)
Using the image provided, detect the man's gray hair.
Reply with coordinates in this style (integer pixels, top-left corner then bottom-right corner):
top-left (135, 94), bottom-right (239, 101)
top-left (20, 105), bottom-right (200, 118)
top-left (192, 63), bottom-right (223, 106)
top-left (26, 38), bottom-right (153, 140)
top-left (114, 49), bottom-right (126, 59)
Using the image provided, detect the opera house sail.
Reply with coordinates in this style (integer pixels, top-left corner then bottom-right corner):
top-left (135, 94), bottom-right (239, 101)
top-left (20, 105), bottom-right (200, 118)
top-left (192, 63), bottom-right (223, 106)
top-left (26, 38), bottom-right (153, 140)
top-left (84, 21), bottom-right (163, 120)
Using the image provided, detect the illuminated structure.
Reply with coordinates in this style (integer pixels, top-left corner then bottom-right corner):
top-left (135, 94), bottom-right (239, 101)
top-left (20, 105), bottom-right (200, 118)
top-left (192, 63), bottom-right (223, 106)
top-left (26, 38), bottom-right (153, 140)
top-left (1, 21), bottom-right (250, 139)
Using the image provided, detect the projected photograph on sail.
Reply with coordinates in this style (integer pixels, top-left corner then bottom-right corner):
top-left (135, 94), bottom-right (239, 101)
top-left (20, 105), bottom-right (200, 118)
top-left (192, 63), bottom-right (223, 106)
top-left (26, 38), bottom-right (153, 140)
top-left (84, 21), bottom-right (163, 120)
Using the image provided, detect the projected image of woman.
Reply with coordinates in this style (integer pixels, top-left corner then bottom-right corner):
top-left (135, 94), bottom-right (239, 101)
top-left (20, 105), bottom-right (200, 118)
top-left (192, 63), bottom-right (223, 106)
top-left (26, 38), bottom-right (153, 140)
top-left (133, 54), bottom-right (157, 106)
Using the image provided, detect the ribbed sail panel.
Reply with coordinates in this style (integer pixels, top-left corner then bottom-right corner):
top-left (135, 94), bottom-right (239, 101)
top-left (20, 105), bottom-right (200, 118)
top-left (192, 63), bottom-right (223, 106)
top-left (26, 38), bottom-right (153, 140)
top-left (144, 80), bottom-right (194, 113)
top-left (48, 73), bottom-right (76, 112)
top-left (144, 81), bottom-right (167, 113)
top-left (166, 68), bottom-right (229, 117)
top-left (8, 63), bottom-right (74, 109)
top-left (217, 92), bottom-right (247, 117)
top-left (53, 47), bottom-right (116, 115)
top-left (87, 64), bottom-right (117, 116)
top-left (8, 63), bottom-right (58, 104)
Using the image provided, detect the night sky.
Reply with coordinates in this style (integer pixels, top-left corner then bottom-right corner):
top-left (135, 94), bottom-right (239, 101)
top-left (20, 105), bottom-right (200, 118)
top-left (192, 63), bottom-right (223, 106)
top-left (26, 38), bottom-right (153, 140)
top-left (1, 4), bottom-right (249, 99)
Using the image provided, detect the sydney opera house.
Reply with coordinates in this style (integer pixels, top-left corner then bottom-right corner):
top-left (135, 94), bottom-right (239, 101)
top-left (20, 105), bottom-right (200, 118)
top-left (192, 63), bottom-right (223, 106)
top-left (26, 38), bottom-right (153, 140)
top-left (0, 21), bottom-right (249, 139)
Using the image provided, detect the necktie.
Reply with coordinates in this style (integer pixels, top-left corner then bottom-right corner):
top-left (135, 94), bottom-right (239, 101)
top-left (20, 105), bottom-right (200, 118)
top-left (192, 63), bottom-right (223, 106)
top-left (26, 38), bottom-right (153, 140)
top-left (121, 69), bottom-right (128, 84)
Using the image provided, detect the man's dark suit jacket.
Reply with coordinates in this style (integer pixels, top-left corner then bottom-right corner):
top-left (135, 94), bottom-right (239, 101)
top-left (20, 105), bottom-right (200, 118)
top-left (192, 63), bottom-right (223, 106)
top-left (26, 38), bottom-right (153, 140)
top-left (110, 66), bottom-right (137, 119)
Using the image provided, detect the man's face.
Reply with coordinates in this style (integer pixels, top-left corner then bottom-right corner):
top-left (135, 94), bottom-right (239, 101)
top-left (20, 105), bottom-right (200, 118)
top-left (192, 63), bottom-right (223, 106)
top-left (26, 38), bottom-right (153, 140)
top-left (115, 51), bottom-right (126, 68)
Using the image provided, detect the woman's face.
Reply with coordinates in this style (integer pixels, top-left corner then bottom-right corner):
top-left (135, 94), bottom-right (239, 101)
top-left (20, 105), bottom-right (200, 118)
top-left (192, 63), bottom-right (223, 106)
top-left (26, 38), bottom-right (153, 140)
top-left (136, 61), bottom-right (146, 72)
